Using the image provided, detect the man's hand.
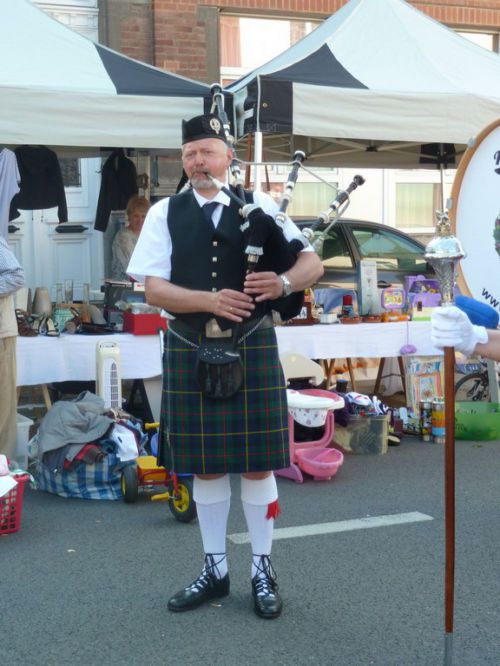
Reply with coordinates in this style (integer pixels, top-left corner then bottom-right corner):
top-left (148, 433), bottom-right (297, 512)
top-left (243, 271), bottom-right (283, 302)
top-left (211, 288), bottom-right (255, 321)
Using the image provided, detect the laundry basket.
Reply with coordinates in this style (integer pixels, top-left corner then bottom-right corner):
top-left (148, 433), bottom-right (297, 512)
top-left (0, 473), bottom-right (30, 535)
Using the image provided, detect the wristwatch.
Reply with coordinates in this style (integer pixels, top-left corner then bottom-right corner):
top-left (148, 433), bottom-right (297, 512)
top-left (279, 273), bottom-right (293, 297)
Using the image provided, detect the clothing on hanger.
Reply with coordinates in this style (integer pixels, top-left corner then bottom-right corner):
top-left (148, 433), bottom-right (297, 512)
top-left (0, 148), bottom-right (20, 239)
top-left (94, 149), bottom-right (138, 232)
top-left (9, 146), bottom-right (68, 223)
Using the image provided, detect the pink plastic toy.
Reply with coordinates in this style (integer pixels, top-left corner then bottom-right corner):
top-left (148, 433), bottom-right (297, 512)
top-left (295, 447), bottom-right (344, 481)
top-left (275, 388), bottom-right (345, 483)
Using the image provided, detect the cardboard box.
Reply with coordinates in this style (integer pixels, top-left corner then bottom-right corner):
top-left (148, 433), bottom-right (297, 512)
top-left (334, 414), bottom-right (389, 455)
top-left (122, 312), bottom-right (167, 335)
top-left (357, 259), bottom-right (380, 315)
top-left (403, 356), bottom-right (443, 414)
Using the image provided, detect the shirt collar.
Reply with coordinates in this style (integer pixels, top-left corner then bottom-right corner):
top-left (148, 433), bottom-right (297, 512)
top-left (192, 183), bottom-right (231, 208)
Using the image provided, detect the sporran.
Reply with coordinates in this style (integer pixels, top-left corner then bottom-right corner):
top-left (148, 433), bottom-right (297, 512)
top-left (196, 333), bottom-right (243, 399)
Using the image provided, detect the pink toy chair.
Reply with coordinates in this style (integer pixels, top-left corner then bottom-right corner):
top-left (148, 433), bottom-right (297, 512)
top-left (275, 354), bottom-right (345, 483)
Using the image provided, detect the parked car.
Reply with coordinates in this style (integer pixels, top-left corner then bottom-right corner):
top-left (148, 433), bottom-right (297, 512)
top-left (294, 217), bottom-right (434, 292)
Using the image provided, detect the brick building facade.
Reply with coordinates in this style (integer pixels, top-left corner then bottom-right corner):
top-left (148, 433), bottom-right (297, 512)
top-left (98, 1), bottom-right (500, 82)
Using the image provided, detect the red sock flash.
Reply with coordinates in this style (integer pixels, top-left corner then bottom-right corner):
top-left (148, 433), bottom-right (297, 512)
top-left (266, 500), bottom-right (281, 520)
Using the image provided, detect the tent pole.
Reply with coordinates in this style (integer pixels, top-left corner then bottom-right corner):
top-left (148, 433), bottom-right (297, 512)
top-left (438, 143), bottom-right (447, 211)
top-left (145, 154), bottom-right (151, 197)
top-left (440, 164), bottom-right (445, 211)
top-left (244, 134), bottom-right (253, 189)
top-left (253, 131), bottom-right (263, 191)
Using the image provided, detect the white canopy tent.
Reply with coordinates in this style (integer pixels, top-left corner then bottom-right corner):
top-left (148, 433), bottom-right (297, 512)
top-left (227, 0), bottom-right (500, 169)
top-left (1, 0), bottom-right (211, 155)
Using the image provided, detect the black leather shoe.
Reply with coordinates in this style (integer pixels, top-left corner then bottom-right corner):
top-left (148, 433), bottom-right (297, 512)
top-left (168, 555), bottom-right (230, 612)
top-left (251, 555), bottom-right (282, 619)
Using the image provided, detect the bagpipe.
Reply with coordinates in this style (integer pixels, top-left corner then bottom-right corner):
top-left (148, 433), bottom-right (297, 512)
top-left (210, 84), bottom-right (309, 319)
top-left (210, 84), bottom-right (308, 271)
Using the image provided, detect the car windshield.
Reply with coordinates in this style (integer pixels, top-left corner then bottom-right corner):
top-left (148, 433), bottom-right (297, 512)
top-left (351, 225), bottom-right (428, 272)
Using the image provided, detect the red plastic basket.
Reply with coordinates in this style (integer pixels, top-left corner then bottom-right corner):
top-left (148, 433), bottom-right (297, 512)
top-left (0, 474), bottom-right (29, 535)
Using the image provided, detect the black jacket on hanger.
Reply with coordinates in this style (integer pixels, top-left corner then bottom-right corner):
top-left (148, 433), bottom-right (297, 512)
top-left (9, 146), bottom-right (68, 223)
top-left (94, 149), bottom-right (138, 232)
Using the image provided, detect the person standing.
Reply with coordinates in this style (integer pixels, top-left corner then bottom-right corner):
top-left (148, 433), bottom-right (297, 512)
top-left (128, 113), bottom-right (323, 618)
top-left (111, 195), bottom-right (150, 280)
top-left (0, 236), bottom-right (25, 460)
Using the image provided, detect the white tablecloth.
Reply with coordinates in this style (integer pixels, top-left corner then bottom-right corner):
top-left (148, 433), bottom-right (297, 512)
top-left (16, 322), bottom-right (440, 387)
top-left (16, 333), bottom-right (162, 387)
top-left (276, 321), bottom-right (440, 359)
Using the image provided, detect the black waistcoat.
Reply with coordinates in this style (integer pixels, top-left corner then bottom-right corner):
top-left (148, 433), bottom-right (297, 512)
top-left (168, 188), bottom-right (269, 331)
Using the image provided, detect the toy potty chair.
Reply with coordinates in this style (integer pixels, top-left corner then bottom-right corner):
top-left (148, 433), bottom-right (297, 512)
top-left (275, 353), bottom-right (345, 483)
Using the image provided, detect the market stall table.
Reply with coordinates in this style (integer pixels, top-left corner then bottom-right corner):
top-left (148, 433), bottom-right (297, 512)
top-left (277, 320), bottom-right (441, 394)
top-left (16, 322), bottom-right (440, 420)
top-left (17, 333), bottom-right (162, 386)
top-left (276, 321), bottom-right (438, 358)
top-left (16, 333), bottom-right (163, 419)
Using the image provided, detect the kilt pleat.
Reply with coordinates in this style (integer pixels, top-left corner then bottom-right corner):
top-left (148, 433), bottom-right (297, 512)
top-left (158, 326), bottom-right (290, 474)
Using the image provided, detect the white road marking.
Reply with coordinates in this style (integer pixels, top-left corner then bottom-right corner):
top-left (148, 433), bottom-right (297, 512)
top-left (228, 511), bottom-right (434, 544)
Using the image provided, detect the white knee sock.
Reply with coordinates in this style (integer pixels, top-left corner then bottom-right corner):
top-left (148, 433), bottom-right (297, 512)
top-left (241, 475), bottom-right (279, 579)
top-left (193, 475), bottom-right (231, 578)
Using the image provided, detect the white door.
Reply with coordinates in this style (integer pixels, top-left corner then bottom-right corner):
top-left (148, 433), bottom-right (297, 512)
top-left (8, 157), bottom-right (104, 302)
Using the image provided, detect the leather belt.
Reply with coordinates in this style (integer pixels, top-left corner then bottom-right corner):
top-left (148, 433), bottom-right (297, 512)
top-left (169, 314), bottom-right (274, 342)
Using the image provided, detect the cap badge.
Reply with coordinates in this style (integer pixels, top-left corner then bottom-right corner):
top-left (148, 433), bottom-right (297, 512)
top-left (209, 117), bottom-right (222, 134)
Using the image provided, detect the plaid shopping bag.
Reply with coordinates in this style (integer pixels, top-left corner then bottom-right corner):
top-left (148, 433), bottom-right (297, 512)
top-left (35, 451), bottom-right (133, 500)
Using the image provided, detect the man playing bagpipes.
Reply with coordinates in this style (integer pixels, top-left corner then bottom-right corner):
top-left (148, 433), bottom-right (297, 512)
top-left (127, 113), bottom-right (323, 619)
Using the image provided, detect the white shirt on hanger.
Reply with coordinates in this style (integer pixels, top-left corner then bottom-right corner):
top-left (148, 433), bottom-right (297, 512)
top-left (0, 148), bottom-right (20, 240)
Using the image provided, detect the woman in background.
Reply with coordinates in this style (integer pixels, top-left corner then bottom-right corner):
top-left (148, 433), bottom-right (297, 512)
top-left (111, 195), bottom-right (150, 280)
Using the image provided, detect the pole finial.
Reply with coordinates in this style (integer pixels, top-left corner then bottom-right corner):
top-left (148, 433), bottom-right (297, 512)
top-left (424, 209), bottom-right (466, 306)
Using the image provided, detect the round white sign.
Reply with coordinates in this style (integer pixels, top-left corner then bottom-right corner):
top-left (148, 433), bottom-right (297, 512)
top-left (450, 119), bottom-right (500, 315)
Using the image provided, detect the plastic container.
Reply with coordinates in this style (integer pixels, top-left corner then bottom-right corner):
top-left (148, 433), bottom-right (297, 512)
top-left (334, 414), bottom-right (389, 454)
top-left (404, 275), bottom-right (441, 308)
top-left (0, 473), bottom-right (30, 534)
top-left (16, 413), bottom-right (34, 470)
top-left (122, 312), bottom-right (167, 335)
top-left (432, 397), bottom-right (445, 444)
top-left (341, 294), bottom-right (354, 318)
top-left (455, 402), bottom-right (500, 441)
top-left (295, 447), bottom-right (344, 481)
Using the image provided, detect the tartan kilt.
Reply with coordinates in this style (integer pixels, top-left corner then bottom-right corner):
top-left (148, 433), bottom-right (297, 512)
top-left (157, 326), bottom-right (290, 474)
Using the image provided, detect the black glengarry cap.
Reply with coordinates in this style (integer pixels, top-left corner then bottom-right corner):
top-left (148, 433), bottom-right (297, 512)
top-left (182, 113), bottom-right (227, 145)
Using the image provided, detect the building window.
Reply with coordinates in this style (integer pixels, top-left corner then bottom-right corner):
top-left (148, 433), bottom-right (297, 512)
top-left (60, 158), bottom-right (82, 188)
top-left (220, 15), bottom-right (318, 83)
top-left (395, 183), bottom-right (442, 229)
top-left (287, 181), bottom-right (339, 217)
top-left (457, 31), bottom-right (495, 51)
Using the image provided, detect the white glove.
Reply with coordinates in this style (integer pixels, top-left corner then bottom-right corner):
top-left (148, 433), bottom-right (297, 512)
top-left (431, 306), bottom-right (488, 356)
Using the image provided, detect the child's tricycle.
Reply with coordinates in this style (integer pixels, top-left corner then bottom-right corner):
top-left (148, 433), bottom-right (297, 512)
top-left (120, 423), bottom-right (196, 523)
